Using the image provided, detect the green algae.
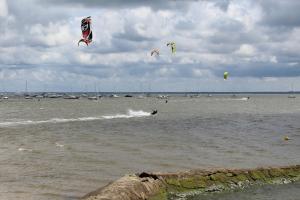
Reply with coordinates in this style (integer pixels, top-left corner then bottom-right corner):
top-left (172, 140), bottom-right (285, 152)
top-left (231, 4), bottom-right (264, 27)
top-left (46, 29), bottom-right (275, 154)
top-left (235, 173), bottom-right (250, 182)
top-left (209, 173), bottom-right (229, 184)
top-left (285, 169), bottom-right (300, 178)
top-left (160, 167), bottom-right (300, 200)
top-left (165, 176), bottom-right (210, 191)
top-left (149, 188), bottom-right (168, 200)
top-left (249, 170), bottom-right (268, 181)
top-left (269, 168), bottom-right (285, 177)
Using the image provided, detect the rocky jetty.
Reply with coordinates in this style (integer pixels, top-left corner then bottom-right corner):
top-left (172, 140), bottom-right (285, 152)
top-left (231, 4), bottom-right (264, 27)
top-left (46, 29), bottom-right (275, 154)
top-left (82, 165), bottom-right (300, 200)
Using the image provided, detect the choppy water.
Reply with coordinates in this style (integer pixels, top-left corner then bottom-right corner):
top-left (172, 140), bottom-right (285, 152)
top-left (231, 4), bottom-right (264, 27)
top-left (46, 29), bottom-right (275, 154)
top-left (0, 95), bottom-right (299, 199)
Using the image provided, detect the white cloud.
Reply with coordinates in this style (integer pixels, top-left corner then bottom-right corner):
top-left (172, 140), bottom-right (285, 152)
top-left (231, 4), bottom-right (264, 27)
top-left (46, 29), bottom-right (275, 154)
top-left (0, 0), bottom-right (8, 17)
top-left (156, 67), bottom-right (177, 77)
top-left (270, 56), bottom-right (277, 63)
top-left (29, 22), bottom-right (74, 46)
top-left (288, 62), bottom-right (298, 66)
top-left (235, 44), bottom-right (256, 56)
top-left (262, 77), bottom-right (278, 82)
top-left (0, 0), bottom-right (300, 91)
top-left (192, 69), bottom-right (212, 78)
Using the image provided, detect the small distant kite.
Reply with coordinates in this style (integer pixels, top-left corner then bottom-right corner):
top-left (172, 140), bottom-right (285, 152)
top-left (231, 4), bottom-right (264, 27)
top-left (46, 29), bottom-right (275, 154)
top-left (224, 71), bottom-right (229, 80)
top-left (167, 42), bottom-right (176, 54)
top-left (151, 49), bottom-right (160, 56)
top-left (78, 16), bottom-right (93, 46)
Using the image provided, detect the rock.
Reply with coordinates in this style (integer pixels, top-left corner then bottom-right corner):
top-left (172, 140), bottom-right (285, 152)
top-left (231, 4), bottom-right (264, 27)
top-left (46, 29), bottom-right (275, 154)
top-left (82, 165), bottom-right (300, 200)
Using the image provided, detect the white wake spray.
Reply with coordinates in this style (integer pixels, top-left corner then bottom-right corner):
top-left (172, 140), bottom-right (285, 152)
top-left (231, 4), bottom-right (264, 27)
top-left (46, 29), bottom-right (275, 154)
top-left (102, 109), bottom-right (151, 119)
top-left (0, 110), bottom-right (151, 127)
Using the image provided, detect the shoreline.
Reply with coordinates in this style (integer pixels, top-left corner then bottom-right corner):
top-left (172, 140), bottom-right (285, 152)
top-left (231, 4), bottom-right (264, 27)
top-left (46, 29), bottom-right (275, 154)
top-left (82, 165), bottom-right (300, 200)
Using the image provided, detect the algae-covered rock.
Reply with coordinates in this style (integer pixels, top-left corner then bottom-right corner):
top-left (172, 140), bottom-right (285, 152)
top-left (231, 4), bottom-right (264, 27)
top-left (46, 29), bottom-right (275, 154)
top-left (209, 173), bottom-right (229, 184)
top-left (236, 173), bottom-right (251, 182)
top-left (205, 184), bottom-right (225, 192)
top-left (269, 168), bottom-right (285, 177)
top-left (82, 165), bottom-right (300, 200)
top-left (249, 170), bottom-right (268, 181)
top-left (148, 188), bottom-right (168, 200)
top-left (285, 168), bottom-right (300, 178)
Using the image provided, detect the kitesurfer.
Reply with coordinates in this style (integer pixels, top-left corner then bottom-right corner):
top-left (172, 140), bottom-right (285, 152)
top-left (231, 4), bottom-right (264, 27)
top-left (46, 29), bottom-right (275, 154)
top-left (151, 109), bottom-right (158, 115)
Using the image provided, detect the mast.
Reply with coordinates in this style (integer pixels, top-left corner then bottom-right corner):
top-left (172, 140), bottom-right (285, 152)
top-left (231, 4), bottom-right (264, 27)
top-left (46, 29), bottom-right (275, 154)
top-left (25, 80), bottom-right (28, 95)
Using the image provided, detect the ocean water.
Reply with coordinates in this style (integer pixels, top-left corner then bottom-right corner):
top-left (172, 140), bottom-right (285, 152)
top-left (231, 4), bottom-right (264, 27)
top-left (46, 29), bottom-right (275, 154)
top-left (0, 95), bottom-right (299, 199)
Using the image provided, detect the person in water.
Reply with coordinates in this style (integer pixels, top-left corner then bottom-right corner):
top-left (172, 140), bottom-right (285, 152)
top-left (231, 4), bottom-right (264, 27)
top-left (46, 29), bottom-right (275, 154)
top-left (151, 109), bottom-right (158, 115)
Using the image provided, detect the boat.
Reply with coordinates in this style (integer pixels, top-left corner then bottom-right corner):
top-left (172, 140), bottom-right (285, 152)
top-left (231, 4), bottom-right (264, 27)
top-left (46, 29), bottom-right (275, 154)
top-left (109, 94), bottom-right (120, 98)
top-left (24, 80), bottom-right (32, 99)
top-left (25, 96), bottom-right (33, 99)
top-left (157, 95), bottom-right (168, 99)
top-left (36, 95), bottom-right (44, 99)
top-left (88, 96), bottom-right (98, 100)
top-left (288, 95), bottom-right (296, 98)
top-left (64, 95), bottom-right (79, 99)
top-left (288, 84), bottom-right (296, 98)
top-left (48, 94), bottom-right (62, 98)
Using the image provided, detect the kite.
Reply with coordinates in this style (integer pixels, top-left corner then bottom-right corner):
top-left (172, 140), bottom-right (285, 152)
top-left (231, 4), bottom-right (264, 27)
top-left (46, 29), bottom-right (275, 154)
top-left (78, 16), bottom-right (93, 46)
top-left (151, 49), bottom-right (160, 56)
top-left (224, 71), bottom-right (229, 80)
top-left (167, 42), bottom-right (176, 54)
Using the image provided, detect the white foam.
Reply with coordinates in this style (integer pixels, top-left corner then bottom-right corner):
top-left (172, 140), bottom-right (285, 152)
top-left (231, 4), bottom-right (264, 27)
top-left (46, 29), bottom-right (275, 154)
top-left (77, 117), bottom-right (102, 121)
top-left (215, 97), bottom-right (249, 101)
top-left (18, 147), bottom-right (33, 152)
top-left (55, 142), bottom-right (64, 147)
top-left (0, 110), bottom-right (151, 127)
top-left (232, 97), bottom-right (249, 101)
top-left (103, 109), bottom-right (151, 119)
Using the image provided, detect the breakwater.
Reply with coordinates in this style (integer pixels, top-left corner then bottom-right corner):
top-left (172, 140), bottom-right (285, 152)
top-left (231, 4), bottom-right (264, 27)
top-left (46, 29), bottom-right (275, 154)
top-left (82, 165), bottom-right (300, 200)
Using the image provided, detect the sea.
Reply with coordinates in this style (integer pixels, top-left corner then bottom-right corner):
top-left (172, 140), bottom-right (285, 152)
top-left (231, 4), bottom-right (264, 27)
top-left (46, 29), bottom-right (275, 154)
top-left (0, 94), bottom-right (299, 200)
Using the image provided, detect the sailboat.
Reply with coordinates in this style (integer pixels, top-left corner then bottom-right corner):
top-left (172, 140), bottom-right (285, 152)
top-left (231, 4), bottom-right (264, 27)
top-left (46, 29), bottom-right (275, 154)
top-left (288, 84), bottom-right (296, 98)
top-left (24, 80), bottom-right (33, 99)
top-left (88, 83), bottom-right (100, 100)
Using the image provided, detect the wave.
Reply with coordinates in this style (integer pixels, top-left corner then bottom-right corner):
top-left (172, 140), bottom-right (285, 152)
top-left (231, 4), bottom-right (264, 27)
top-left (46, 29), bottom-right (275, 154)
top-left (0, 109), bottom-right (151, 127)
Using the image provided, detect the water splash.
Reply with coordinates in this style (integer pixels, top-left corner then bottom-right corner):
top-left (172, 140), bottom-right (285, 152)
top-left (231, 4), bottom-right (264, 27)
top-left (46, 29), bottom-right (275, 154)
top-left (0, 110), bottom-right (151, 127)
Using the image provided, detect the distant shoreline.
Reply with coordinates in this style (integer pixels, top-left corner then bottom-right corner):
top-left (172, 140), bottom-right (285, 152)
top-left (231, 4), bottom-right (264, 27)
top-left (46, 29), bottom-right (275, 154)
top-left (1, 91), bottom-right (299, 95)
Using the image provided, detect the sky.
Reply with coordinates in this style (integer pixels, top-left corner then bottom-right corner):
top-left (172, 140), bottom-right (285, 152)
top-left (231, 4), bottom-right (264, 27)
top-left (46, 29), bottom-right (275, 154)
top-left (0, 0), bottom-right (299, 92)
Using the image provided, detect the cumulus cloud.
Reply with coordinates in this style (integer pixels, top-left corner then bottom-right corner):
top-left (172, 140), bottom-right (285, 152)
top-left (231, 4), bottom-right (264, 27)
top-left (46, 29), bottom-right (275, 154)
top-left (0, 0), bottom-right (300, 92)
top-left (235, 44), bottom-right (256, 56)
top-left (0, 0), bottom-right (8, 17)
top-left (39, 0), bottom-right (190, 11)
